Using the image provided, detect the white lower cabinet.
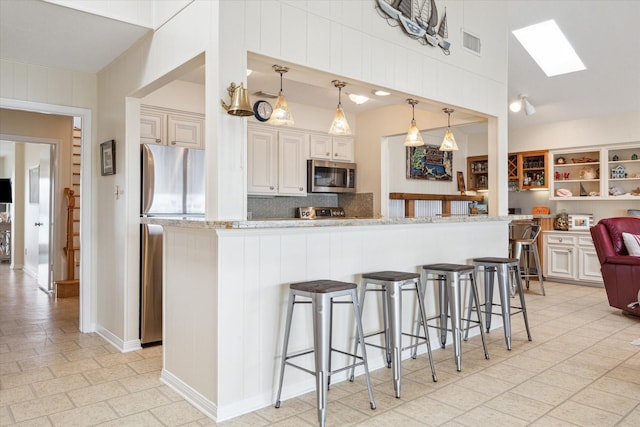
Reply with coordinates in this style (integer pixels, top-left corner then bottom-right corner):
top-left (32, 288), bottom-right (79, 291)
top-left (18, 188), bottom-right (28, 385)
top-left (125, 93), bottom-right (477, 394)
top-left (543, 231), bottom-right (603, 284)
top-left (248, 124), bottom-right (307, 196)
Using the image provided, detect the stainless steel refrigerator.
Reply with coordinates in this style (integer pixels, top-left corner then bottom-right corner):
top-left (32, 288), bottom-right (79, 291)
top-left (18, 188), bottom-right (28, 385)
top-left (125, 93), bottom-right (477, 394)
top-left (140, 143), bottom-right (205, 345)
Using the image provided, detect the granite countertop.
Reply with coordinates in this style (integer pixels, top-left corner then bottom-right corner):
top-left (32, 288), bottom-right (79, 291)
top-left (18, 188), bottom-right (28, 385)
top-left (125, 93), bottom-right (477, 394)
top-left (141, 215), bottom-right (516, 230)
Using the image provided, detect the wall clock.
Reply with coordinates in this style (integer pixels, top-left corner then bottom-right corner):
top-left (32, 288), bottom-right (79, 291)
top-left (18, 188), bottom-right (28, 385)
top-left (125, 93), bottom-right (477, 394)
top-left (253, 100), bottom-right (272, 122)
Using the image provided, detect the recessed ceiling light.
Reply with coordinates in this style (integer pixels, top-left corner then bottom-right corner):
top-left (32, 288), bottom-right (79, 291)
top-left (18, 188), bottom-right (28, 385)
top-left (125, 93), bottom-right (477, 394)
top-left (512, 19), bottom-right (586, 77)
top-left (348, 93), bottom-right (369, 104)
top-left (372, 89), bottom-right (390, 96)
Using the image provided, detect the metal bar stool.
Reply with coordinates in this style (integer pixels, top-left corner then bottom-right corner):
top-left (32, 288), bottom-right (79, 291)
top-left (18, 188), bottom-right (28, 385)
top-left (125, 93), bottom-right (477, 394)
top-left (466, 257), bottom-right (532, 350)
top-left (419, 264), bottom-right (489, 371)
top-left (510, 223), bottom-right (546, 296)
top-left (349, 271), bottom-right (437, 398)
top-left (275, 280), bottom-right (375, 427)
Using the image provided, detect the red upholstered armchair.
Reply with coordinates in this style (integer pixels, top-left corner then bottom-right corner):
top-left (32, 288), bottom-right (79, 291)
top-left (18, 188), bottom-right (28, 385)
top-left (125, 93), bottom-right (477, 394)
top-left (590, 217), bottom-right (640, 316)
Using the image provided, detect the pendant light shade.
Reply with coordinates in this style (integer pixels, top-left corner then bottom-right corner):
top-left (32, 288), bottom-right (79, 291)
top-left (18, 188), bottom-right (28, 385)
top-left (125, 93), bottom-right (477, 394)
top-left (268, 65), bottom-right (294, 126)
top-left (404, 99), bottom-right (424, 147)
top-left (439, 108), bottom-right (459, 151)
top-left (329, 80), bottom-right (351, 135)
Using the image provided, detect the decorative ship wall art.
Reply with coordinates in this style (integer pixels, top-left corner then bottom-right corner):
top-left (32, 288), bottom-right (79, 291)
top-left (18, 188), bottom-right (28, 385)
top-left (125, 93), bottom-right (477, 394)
top-left (376, 0), bottom-right (451, 55)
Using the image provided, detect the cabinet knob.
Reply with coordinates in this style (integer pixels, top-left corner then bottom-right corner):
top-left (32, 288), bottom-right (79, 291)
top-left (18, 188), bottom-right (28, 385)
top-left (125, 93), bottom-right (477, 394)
top-left (171, 141), bottom-right (176, 145)
top-left (559, 238), bottom-right (563, 242)
top-left (155, 138), bottom-right (161, 143)
top-left (299, 187), bottom-right (303, 191)
top-left (326, 152), bottom-right (330, 156)
top-left (269, 186), bottom-right (274, 190)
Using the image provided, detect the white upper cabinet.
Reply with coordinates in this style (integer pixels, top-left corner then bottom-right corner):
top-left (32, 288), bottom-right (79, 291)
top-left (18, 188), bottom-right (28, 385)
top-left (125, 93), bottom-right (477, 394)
top-left (309, 133), bottom-right (354, 162)
top-left (247, 124), bottom-right (307, 196)
top-left (140, 106), bottom-right (204, 148)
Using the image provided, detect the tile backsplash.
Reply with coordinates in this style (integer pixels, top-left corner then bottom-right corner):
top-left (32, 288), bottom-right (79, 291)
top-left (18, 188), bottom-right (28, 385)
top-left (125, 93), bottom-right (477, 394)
top-left (248, 193), bottom-right (374, 219)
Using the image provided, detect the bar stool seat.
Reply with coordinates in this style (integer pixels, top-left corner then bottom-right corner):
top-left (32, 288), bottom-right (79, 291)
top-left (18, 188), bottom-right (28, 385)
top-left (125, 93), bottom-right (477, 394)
top-left (350, 271), bottom-right (437, 398)
top-left (468, 257), bottom-right (532, 350)
top-left (275, 280), bottom-right (375, 427)
top-left (420, 263), bottom-right (489, 371)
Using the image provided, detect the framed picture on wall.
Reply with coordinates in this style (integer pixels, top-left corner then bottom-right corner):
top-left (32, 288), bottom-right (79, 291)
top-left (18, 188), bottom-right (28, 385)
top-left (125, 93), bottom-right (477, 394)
top-left (100, 140), bottom-right (116, 176)
top-left (406, 144), bottom-right (453, 181)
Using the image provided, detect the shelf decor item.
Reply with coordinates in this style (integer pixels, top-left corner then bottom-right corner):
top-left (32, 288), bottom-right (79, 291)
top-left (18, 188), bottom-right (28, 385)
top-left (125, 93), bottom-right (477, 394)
top-left (568, 214), bottom-right (594, 231)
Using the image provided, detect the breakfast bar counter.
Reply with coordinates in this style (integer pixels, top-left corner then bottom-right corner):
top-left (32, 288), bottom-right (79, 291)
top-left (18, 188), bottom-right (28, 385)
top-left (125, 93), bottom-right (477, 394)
top-left (154, 215), bottom-right (516, 422)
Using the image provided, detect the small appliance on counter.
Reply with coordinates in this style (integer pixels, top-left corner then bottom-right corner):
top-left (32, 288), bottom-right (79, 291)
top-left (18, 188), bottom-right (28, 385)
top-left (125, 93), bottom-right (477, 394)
top-left (296, 206), bottom-right (347, 219)
top-left (139, 143), bottom-right (205, 345)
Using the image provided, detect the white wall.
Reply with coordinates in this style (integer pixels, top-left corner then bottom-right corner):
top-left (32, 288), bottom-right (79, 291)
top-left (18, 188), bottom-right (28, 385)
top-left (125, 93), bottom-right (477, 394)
top-left (142, 80), bottom-right (205, 114)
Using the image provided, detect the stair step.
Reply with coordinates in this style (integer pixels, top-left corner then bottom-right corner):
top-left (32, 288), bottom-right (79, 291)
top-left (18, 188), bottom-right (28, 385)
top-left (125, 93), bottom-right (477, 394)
top-left (55, 280), bottom-right (79, 298)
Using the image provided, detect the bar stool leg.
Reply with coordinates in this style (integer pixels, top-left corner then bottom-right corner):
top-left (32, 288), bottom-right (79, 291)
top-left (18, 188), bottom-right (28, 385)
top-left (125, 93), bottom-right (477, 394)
top-left (350, 289), bottom-right (377, 410)
top-left (496, 264), bottom-right (512, 350)
top-left (415, 279), bottom-right (438, 382)
top-left (275, 290), bottom-right (295, 408)
top-left (386, 282), bottom-right (402, 398)
top-left (438, 275), bottom-right (448, 348)
top-left (484, 267), bottom-right (495, 332)
top-left (381, 287), bottom-right (392, 368)
top-left (531, 243), bottom-right (546, 296)
top-left (514, 265), bottom-right (533, 341)
top-left (469, 272), bottom-right (490, 360)
top-left (312, 292), bottom-right (331, 427)
top-left (447, 272), bottom-right (463, 371)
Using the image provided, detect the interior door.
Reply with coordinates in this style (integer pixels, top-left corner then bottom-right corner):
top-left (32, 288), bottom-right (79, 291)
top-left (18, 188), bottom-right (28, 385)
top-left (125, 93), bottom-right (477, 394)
top-left (36, 144), bottom-right (54, 292)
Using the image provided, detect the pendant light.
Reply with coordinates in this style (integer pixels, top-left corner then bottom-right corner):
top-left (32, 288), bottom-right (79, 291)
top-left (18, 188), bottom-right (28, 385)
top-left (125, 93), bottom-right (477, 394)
top-left (404, 99), bottom-right (424, 147)
top-left (268, 65), bottom-right (294, 126)
top-left (439, 108), bottom-right (459, 151)
top-left (328, 80), bottom-right (351, 135)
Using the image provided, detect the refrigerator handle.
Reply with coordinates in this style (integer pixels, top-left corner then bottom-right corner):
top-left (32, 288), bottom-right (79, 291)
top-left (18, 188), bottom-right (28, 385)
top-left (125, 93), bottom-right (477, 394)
top-left (141, 144), bottom-right (155, 214)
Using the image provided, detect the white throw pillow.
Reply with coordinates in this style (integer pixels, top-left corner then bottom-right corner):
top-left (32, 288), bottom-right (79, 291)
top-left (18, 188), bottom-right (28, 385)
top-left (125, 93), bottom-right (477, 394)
top-left (622, 232), bottom-right (640, 256)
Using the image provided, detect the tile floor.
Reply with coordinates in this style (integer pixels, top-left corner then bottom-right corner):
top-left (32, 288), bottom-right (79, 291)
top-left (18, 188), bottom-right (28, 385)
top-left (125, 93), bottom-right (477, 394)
top-left (1, 265), bottom-right (639, 426)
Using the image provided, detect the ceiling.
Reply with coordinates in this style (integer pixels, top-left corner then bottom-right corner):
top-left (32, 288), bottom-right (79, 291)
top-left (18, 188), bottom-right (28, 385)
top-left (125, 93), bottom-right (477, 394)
top-left (1, 0), bottom-right (638, 131)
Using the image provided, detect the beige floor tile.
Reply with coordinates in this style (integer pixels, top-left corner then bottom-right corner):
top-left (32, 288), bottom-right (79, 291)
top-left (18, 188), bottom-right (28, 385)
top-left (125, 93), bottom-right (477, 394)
top-left (149, 400), bottom-right (207, 425)
top-left (83, 364), bottom-right (138, 385)
top-left (31, 372), bottom-right (90, 398)
top-left (126, 356), bottom-right (162, 374)
top-left (352, 409), bottom-right (428, 426)
top-left (217, 411), bottom-right (272, 426)
top-left (94, 411), bottom-right (164, 426)
top-left (453, 405), bottom-right (529, 426)
top-left (0, 384), bottom-right (36, 407)
top-left (117, 371), bottom-right (164, 393)
top-left (93, 351), bottom-right (143, 368)
top-left (394, 395), bottom-right (464, 426)
top-left (616, 404), bottom-right (640, 427)
top-left (48, 401), bottom-right (118, 426)
top-left (108, 387), bottom-right (172, 417)
top-left (591, 376), bottom-right (640, 398)
top-left (510, 379), bottom-right (575, 406)
top-left (1, 367), bottom-right (54, 389)
top-left (428, 383), bottom-right (492, 411)
top-left (254, 397), bottom-right (313, 423)
top-left (533, 368), bottom-right (594, 392)
top-left (48, 357), bottom-right (101, 377)
top-left (0, 360), bottom-right (21, 375)
top-left (570, 387), bottom-right (638, 416)
top-left (547, 400), bottom-right (623, 427)
top-left (17, 352), bottom-right (68, 371)
top-left (9, 393), bottom-right (74, 423)
top-left (66, 380), bottom-right (130, 406)
top-left (484, 391), bottom-right (553, 422)
top-left (296, 400), bottom-right (371, 426)
top-left (11, 416), bottom-right (53, 427)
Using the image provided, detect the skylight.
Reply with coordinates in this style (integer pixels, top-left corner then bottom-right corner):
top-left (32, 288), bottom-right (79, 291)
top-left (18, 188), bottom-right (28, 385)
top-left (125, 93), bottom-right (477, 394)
top-left (512, 19), bottom-right (586, 77)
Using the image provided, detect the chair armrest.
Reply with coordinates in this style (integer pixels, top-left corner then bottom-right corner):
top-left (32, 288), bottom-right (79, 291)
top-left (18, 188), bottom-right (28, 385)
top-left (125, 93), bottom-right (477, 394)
top-left (604, 255), bottom-right (640, 266)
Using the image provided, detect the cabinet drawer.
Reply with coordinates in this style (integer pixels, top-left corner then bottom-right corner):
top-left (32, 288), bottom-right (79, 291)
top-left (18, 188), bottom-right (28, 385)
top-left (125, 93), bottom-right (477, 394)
top-left (578, 235), bottom-right (594, 246)
top-left (546, 234), bottom-right (577, 245)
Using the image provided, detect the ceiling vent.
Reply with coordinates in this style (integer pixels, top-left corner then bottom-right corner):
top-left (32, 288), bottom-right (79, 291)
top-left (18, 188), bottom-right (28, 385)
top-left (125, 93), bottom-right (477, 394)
top-left (462, 30), bottom-right (481, 56)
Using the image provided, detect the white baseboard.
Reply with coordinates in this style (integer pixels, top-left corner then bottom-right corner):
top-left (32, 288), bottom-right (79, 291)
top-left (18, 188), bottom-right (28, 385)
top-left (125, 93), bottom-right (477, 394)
top-left (161, 369), bottom-right (218, 421)
top-left (96, 325), bottom-right (142, 353)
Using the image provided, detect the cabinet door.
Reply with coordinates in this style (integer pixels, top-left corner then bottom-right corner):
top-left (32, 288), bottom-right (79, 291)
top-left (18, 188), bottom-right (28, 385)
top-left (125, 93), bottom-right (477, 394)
top-left (309, 133), bottom-right (331, 159)
top-left (332, 136), bottom-right (354, 162)
top-left (140, 111), bottom-right (165, 144)
top-left (248, 127), bottom-right (278, 195)
top-left (278, 130), bottom-right (307, 196)
top-left (168, 114), bottom-right (203, 148)
top-left (578, 247), bottom-right (603, 282)
top-left (518, 150), bottom-right (548, 190)
top-left (546, 244), bottom-right (575, 280)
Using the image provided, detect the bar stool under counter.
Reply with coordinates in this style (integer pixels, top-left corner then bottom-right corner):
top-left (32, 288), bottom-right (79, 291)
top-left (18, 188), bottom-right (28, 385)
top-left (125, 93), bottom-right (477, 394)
top-left (275, 280), bottom-right (375, 427)
top-left (510, 223), bottom-right (546, 296)
top-left (349, 271), bottom-right (437, 398)
top-left (420, 264), bottom-right (489, 371)
top-left (467, 257), bottom-right (532, 350)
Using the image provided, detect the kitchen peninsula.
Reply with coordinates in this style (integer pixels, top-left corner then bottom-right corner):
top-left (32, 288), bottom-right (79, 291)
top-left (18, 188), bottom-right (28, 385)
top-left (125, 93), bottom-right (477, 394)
top-left (144, 215), bottom-right (513, 421)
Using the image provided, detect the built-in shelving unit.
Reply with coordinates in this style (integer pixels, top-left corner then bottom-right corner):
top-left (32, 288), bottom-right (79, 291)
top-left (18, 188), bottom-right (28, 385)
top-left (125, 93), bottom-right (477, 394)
top-left (467, 155), bottom-right (488, 191)
top-left (518, 150), bottom-right (548, 190)
top-left (550, 143), bottom-right (640, 200)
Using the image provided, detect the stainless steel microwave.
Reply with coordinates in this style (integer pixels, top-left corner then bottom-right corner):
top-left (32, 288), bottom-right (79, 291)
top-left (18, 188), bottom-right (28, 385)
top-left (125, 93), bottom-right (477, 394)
top-left (307, 160), bottom-right (356, 193)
